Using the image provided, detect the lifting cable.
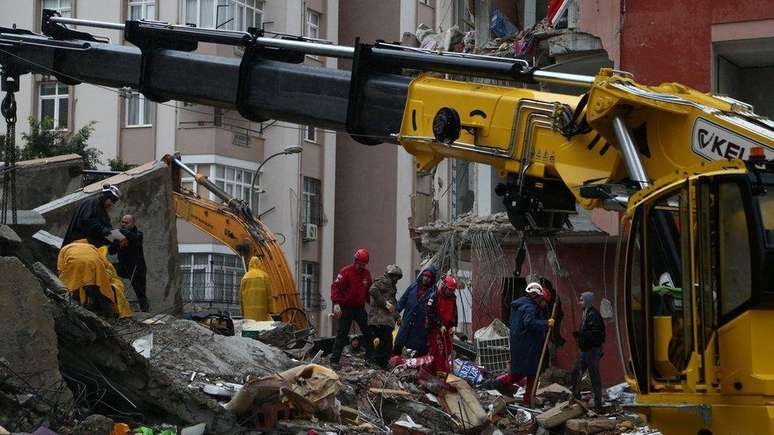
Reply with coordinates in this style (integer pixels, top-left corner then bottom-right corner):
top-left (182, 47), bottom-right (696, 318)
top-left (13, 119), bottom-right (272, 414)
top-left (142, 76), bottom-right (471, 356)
top-left (0, 67), bottom-right (18, 225)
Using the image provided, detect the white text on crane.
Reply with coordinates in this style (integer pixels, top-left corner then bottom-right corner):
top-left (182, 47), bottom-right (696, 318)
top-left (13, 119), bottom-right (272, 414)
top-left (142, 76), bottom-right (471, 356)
top-left (692, 118), bottom-right (774, 161)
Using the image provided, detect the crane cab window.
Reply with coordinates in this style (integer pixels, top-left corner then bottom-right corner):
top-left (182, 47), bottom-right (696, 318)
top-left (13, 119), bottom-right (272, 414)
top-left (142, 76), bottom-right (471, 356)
top-left (646, 188), bottom-right (693, 375)
top-left (717, 182), bottom-right (753, 319)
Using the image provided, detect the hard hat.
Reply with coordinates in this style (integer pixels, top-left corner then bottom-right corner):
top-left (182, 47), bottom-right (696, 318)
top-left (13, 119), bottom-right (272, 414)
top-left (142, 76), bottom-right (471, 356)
top-left (525, 282), bottom-right (543, 296)
top-left (386, 264), bottom-right (403, 278)
top-left (541, 287), bottom-right (552, 302)
top-left (354, 248), bottom-right (370, 264)
top-left (443, 275), bottom-right (458, 289)
top-left (101, 183), bottom-right (121, 202)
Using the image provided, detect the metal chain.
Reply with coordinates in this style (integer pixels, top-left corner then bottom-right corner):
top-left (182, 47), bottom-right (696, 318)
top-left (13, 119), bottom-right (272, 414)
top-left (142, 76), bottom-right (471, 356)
top-left (1, 90), bottom-right (17, 225)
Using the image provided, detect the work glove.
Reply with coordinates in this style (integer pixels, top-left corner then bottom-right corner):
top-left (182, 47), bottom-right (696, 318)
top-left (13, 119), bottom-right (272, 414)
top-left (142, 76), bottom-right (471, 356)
top-left (547, 318), bottom-right (555, 328)
top-left (385, 301), bottom-right (395, 313)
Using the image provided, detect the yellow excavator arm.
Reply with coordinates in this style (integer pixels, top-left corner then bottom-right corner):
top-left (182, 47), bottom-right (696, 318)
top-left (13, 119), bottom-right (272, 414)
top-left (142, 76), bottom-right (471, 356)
top-left (162, 155), bottom-right (305, 329)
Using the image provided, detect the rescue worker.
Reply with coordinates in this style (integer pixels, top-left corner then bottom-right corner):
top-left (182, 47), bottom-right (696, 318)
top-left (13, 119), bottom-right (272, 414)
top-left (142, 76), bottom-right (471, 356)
top-left (495, 282), bottom-right (554, 406)
top-left (57, 239), bottom-right (131, 317)
top-left (240, 256), bottom-right (272, 321)
top-left (368, 264), bottom-right (403, 368)
top-left (109, 214), bottom-right (150, 312)
top-left (62, 184), bottom-right (121, 248)
top-left (570, 291), bottom-right (606, 413)
top-left (427, 274), bottom-right (458, 374)
top-left (394, 266), bottom-right (437, 357)
top-left (330, 248), bottom-right (373, 366)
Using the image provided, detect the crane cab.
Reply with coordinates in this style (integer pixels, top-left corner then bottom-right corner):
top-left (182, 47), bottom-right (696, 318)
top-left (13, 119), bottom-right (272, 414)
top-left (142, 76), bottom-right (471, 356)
top-left (617, 158), bottom-right (774, 434)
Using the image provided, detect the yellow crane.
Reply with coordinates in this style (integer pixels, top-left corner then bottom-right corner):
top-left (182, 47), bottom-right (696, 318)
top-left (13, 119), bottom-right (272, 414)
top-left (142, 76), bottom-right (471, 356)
top-left (2, 11), bottom-right (774, 432)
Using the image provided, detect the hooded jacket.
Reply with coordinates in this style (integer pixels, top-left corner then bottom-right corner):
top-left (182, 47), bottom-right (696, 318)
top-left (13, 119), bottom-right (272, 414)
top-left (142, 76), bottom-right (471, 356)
top-left (62, 194), bottom-right (113, 247)
top-left (331, 263), bottom-right (372, 308)
top-left (368, 274), bottom-right (399, 327)
top-left (395, 266), bottom-right (437, 354)
top-left (240, 257), bottom-right (272, 321)
top-left (509, 296), bottom-right (548, 376)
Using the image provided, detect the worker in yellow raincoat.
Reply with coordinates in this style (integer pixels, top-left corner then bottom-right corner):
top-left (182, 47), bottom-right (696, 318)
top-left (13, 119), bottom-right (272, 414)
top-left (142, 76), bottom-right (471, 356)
top-left (57, 239), bottom-right (132, 318)
top-left (240, 256), bottom-right (272, 321)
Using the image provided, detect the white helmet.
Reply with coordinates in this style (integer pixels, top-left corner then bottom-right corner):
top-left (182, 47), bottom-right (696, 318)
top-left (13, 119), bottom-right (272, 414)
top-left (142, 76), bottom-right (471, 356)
top-left (101, 183), bottom-right (121, 202)
top-left (525, 282), bottom-right (543, 296)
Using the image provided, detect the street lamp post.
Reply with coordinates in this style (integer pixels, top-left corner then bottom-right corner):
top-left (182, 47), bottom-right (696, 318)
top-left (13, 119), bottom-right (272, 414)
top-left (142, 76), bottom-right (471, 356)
top-left (251, 145), bottom-right (303, 216)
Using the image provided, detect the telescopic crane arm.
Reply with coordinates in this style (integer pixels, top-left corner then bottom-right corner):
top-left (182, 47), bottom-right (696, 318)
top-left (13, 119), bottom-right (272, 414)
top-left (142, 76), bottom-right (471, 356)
top-left (2, 12), bottom-right (773, 232)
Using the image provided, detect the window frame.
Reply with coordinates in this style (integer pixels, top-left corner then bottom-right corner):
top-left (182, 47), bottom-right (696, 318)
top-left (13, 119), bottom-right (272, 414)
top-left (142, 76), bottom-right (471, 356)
top-left (179, 252), bottom-right (244, 305)
top-left (186, 0), bottom-right (263, 30)
top-left (210, 163), bottom-right (257, 209)
top-left (42, 0), bottom-right (72, 17)
top-left (305, 9), bottom-right (320, 39)
top-left (125, 91), bottom-right (153, 128)
top-left (301, 261), bottom-right (320, 310)
top-left (302, 176), bottom-right (322, 227)
top-left (304, 125), bottom-right (317, 143)
top-left (128, 0), bottom-right (155, 20)
top-left (38, 81), bottom-right (69, 131)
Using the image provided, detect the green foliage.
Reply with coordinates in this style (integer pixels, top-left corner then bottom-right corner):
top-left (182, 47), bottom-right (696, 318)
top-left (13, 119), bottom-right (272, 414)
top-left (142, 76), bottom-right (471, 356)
top-left (108, 158), bottom-right (137, 172)
top-left (20, 117), bottom-right (102, 169)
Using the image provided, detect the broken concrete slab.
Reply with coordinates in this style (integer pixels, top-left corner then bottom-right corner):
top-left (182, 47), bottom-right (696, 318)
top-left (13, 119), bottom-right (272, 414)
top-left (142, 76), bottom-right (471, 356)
top-left (0, 225), bottom-right (21, 255)
top-left (31, 261), bottom-right (69, 296)
top-left (0, 257), bottom-right (73, 407)
top-left (74, 414), bottom-right (115, 435)
top-left (33, 161), bottom-right (180, 314)
top-left (0, 154), bottom-right (83, 210)
top-left (536, 400), bottom-right (585, 428)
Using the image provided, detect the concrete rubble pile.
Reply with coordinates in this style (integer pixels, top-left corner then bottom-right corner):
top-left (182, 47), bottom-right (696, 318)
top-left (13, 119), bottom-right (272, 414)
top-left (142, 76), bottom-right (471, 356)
top-left (0, 230), bottom-right (663, 434)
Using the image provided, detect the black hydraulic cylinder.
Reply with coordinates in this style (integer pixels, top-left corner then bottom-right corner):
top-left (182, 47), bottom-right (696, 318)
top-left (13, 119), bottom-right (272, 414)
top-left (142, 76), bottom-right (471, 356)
top-left (0, 34), bottom-right (409, 142)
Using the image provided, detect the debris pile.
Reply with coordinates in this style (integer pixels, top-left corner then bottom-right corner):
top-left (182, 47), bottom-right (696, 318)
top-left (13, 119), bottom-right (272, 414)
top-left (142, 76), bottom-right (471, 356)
top-left (0, 224), bottom-right (663, 434)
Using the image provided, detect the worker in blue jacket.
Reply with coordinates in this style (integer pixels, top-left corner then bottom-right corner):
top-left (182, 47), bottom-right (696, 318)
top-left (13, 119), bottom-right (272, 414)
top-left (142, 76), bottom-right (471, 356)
top-left (394, 266), bottom-right (437, 356)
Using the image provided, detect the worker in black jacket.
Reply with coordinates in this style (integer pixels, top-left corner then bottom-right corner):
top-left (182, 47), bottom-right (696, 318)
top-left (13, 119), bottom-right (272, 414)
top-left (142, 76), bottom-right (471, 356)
top-left (109, 214), bottom-right (149, 312)
top-left (571, 291), bottom-right (606, 413)
top-left (62, 184), bottom-right (121, 248)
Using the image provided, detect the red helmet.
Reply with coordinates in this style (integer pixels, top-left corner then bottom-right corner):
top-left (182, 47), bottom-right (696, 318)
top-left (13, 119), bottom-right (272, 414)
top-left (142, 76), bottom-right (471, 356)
top-left (443, 275), bottom-right (458, 289)
top-left (354, 248), bottom-right (370, 264)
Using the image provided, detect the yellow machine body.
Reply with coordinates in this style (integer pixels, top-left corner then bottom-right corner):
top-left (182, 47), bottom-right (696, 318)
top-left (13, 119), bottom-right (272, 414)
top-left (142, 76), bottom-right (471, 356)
top-left (396, 70), bottom-right (774, 433)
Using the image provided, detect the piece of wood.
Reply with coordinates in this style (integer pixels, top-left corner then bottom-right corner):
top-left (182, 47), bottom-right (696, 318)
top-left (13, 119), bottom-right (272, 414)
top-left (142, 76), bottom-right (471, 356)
top-left (536, 401), bottom-right (584, 429)
top-left (530, 299), bottom-right (558, 406)
top-left (369, 387), bottom-right (411, 396)
top-left (440, 374), bottom-right (490, 433)
top-left (565, 417), bottom-right (619, 434)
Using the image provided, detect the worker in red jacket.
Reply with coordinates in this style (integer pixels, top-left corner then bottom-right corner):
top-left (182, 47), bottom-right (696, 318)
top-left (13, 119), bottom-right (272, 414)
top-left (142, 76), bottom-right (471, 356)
top-left (330, 248), bottom-right (374, 366)
top-left (427, 274), bottom-right (459, 375)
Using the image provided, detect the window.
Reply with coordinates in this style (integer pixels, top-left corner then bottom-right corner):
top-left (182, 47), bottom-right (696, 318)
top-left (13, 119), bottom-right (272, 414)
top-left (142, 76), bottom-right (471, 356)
top-left (43, 0), bottom-right (71, 17)
top-left (128, 0), bottom-right (155, 20)
top-left (302, 177), bottom-right (321, 226)
top-left (126, 91), bottom-right (153, 127)
top-left (306, 9), bottom-right (320, 39)
top-left (717, 182), bottom-right (752, 317)
top-left (186, 0), bottom-right (263, 30)
top-left (304, 125), bottom-right (317, 143)
top-left (301, 261), bottom-right (320, 310)
top-left (212, 164), bottom-right (257, 209)
top-left (646, 188), bottom-right (693, 374)
top-left (179, 252), bottom-right (244, 305)
top-left (39, 82), bottom-right (69, 131)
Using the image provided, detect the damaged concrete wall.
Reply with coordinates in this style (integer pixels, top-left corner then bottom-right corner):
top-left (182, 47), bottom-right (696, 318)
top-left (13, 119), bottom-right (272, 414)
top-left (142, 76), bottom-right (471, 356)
top-left (33, 161), bottom-right (181, 314)
top-left (0, 257), bottom-right (73, 408)
top-left (0, 154), bottom-right (83, 209)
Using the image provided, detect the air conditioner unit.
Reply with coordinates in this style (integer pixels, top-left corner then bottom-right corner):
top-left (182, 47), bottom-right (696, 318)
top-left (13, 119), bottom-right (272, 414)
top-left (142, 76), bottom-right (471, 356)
top-left (303, 223), bottom-right (318, 241)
